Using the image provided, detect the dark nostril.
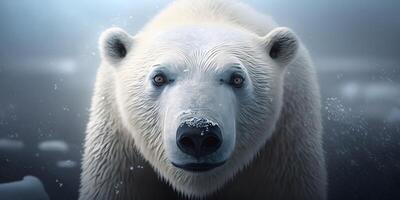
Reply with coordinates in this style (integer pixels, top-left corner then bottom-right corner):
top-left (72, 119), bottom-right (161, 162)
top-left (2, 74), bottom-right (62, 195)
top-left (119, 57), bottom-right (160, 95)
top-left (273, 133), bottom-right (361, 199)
top-left (179, 137), bottom-right (195, 149)
top-left (202, 136), bottom-right (220, 148)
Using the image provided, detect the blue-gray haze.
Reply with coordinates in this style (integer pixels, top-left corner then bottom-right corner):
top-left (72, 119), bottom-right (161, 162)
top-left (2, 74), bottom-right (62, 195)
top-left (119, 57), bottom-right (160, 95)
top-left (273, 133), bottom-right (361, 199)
top-left (0, 0), bottom-right (399, 199)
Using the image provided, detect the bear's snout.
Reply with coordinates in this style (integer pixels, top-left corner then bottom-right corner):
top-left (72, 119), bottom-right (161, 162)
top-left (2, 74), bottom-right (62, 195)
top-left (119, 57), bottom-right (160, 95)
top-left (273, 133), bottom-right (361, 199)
top-left (176, 118), bottom-right (222, 159)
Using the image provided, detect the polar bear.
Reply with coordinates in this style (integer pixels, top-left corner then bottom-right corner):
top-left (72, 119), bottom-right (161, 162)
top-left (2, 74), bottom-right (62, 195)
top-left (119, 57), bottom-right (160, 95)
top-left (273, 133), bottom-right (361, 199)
top-left (79, 0), bottom-right (326, 199)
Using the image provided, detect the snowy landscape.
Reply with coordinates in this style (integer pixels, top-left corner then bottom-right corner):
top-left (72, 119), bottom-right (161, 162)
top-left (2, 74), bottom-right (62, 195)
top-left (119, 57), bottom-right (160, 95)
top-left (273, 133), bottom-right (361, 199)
top-left (0, 0), bottom-right (399, 199)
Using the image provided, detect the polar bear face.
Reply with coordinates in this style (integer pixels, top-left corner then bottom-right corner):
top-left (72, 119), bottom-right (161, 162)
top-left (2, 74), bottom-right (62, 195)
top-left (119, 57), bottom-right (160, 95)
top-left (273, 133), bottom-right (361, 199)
top-left (99, 25), bottom-right (298, 197)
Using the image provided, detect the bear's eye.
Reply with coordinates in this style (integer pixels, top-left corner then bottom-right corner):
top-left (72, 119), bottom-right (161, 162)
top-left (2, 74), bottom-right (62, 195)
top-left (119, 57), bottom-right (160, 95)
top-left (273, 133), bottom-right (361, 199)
top-left (153, 73), bottom-right (167, 86)
top-left (229, 73), bottom-right (244, 88)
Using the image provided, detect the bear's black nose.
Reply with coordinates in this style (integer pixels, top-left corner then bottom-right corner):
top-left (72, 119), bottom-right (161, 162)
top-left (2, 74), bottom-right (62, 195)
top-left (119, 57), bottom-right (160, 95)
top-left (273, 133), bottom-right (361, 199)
top-left (176, 118), bottom-right (222, 158)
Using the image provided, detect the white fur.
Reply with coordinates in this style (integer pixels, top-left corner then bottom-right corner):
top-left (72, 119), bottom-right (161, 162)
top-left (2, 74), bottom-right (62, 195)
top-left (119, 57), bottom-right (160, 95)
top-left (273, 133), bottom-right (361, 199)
top-left (79, 0), bottom-right (326, 199)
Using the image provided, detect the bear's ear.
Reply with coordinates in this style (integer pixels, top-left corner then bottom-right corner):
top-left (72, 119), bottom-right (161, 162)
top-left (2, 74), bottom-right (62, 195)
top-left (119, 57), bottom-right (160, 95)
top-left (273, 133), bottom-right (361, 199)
top-left (99, 27), bottom-right (134, 65)
top-left (262, 27), bottom-right (299, 67)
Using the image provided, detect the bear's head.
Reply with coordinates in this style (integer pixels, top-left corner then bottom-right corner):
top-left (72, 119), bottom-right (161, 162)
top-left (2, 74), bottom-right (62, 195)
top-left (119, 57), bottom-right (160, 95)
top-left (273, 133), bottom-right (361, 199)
top-left (99, 25), bottom-right (299, 197)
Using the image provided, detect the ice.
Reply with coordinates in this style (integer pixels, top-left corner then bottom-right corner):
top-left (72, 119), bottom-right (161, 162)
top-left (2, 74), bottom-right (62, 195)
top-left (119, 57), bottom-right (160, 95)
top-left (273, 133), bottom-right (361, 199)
top-left (340, 81), bottom-right (400, 103)
top-left (181, 117), bottom-right (219, 128)
top-left (0, 138), bottom-right (24, 150)
top-left (38, 140), bottom-right (69, 153)
top-left (56, 160), bottom-right (77, 168)
top-left (0, 176), bottom-right (49, 200)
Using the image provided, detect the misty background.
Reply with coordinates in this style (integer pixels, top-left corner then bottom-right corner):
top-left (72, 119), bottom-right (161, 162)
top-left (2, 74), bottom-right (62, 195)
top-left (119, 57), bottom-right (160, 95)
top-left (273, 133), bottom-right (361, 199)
top-left (0, 0), bottom-right (399, 199)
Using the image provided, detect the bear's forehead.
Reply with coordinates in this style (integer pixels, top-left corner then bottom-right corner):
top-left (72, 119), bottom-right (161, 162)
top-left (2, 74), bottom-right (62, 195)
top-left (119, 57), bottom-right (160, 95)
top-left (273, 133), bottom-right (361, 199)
top-left (150, 25), bottom-right (253, 51)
